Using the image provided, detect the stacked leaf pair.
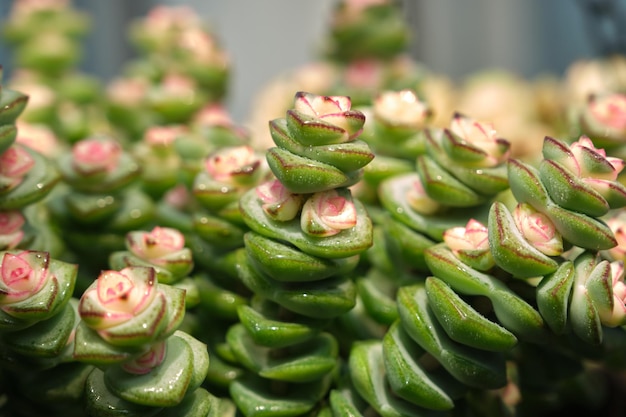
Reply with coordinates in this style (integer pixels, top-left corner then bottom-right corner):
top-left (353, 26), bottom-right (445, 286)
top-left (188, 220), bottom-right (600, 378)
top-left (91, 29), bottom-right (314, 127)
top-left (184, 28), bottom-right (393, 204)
top-left (227, 92), bottom-right (374, 415)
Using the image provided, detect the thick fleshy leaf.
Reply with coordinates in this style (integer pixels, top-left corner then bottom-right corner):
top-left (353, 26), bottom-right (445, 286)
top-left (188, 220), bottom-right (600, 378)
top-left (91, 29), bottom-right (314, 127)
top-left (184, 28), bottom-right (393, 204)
top-left (266, 147), bottom-right (361, 194)
top-left (540, 160), bottom-right (609, 217)
top-left (56, 152), bottom-right (140, 194)
top-left (349, 340), bottom-right (437, 417)
top-left (0, 88), bottom-right (29, 125)
top-left (425, 277), bottom-right (517, 352)
top-left (0, 147), bottom-right (60, 210)
top-left (64, 192), bottom-right (121, 224)
top-left (105, 334), bottom-right (200, 407)
top-left (488, 202), bottom-right (559, 278)
top-left (270, 119), bottom-right (373, 172)
top-left (193, 211), bottom-right (245, 250)
top-left (545, 203), bottom-right (616, 250)
top-left (569, 255), bottom-right (603, 345)
top-left (236, 304), bottom-right (322, 348)
top-left (382, 321), bottom-right (460, 410)
top-left (193, 171), bottom-right (241, 212)
top-left (425, 244), bottom-right (547, 342)
top-left (383, 216), bottom-right (435, 272)
top-left (285, 110), bottom-right (349, 145)
top-left (536, 261), bottom-right (575, 334)
top-left (397, 285), bottom-right (507, 389)
top-left (416, 156), bottom-right (485, 207)
top-left (357, 274), bottom-right (398, 325)
top-left (438, 129), bottom-right (493, 166)
top-left (0, 124), bottom-right (17, 155)
top-left (507, 159), bottom-right (550, 209)
top-left (4, 301), bottom-right (77, 358)
top-left (240, 188), bottom-right (372, 259)
top-left (378, 173), bottom-right (490, 240)
top-left (84, 368), bottom-right (161, 417)
top-left (73, 322), bottom-right (143, 365)
top-left (229, 373), bottom-right (332, 417)
top-left (244, 232), bottom-right (359, 282)
top-left (236, 252), bottom-right (356, 319)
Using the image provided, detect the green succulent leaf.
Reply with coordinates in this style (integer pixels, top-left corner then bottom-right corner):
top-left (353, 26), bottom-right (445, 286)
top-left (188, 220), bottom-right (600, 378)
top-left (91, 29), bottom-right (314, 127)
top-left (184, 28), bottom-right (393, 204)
top-left (285, 110), bottom-right (349, 146)
top-left (349, 340), bottom-right (436, 417)
top-left (416, 156), bottom-right (485, 207)
top-left (236, 304), bottom-right (323, 348)
top-left (539, 159), bottom-right (609, 217)
top-left (379, 173), bottom-right (489, 240)
top-left (105, 334), bottom-right (202, 407)
top-left (507, 159), bottom-right (550, 209)
top-left (397, 285), bottom-right (507, 389)
top-left (536, 261), bottom-right (575, 334)
top-left (229, 373), bottom-right (332, 417)
top-left (266, 147), bottom-right (362, 194)
top-left (488, 201), bottom-right (559, 278)
top-left (236, 250), bottom-right (356, 319)
top-left (545, 203), bottom-right (616, 250)
top-left (244, 232), bottom-right (359, 282)
top-left (357, 274), bottom-right (399, 325)
top-left (240, 188), bottom-right (373, 259)
top-left (382, 321), bottom-right (457, 410)
top-left (3, 301), bottom-right (77, 358)
top-left (270, 118), bottom-right (374, 172)
top-left (425, 277), bottom-right (517, 352)
top-left (193, 211), bottom-right (246, 250)
top-left (85, 368), bottom-right (161, 417)
top-left (0, 124), bottom-right (17, 155)
top-left (0, 88), bottom-right (29, 125)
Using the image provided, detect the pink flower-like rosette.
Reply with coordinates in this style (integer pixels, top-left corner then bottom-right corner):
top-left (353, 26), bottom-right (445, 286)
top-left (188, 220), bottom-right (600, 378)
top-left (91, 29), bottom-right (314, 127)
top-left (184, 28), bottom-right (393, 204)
top-left (0, 144), bottom-right (35, 194)
top-left (420, 113), bottom-right (511, 206)
top-left (0, 210), bottom-right (25, 250)
top-left (366, 89), bottom-right (432, 158)
top-left (109, 227), bottom-right (193, 285)
top-left (76, 266), bottom-right (185, 359)
top-left (255, 179), bottom-right (304, 222)
top-left (579, 92), bottom-right (626, 146)
top-left (57, 136), bottom-right (141, 194)
top-left (443, 219), bottom-right (494, 271)
top-left (539, 135), bottom-right (626, 217)
top-left (193, 145), bottom-right (266, 213)
top-left (0, 250), bottom-right (77, 328)
top-left (300, 189), bottom-right (357, 237)
top-left (267, 91), bottom-right (372, 194)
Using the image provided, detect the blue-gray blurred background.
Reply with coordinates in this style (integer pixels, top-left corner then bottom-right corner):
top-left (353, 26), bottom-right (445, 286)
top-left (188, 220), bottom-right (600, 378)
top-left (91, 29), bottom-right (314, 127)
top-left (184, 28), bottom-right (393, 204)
top-left (0, 0), bottom-right (622, 121)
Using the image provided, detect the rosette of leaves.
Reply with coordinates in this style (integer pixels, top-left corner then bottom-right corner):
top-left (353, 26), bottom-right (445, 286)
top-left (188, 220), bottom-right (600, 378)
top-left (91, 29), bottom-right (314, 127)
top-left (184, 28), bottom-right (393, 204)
top-left (2, 0), bottom-right (89, 77)
top-left (0, 250), bottom-right (91, 417)
top-left (188, 144), bottom-right (268, 276)
top-left (373, 113), bottom-right (511, 282)
top-left (73, 265), bottom-right (231, 417)
top-left (47, 135), bottom-right (154, 274)
top-left (127, 5), bottom-right (230, 103)
top-left (576, 92), bottom-right (626, 153)
top-left (226, 91), bottom-right (373, 416)
top-left (320, 0), bottom-right (426, 107)
top-left (0, 68), bottom-right (62, 255)
top-left (340, 213), bottom-right (548, 415)
top-left (2, 1), bottom-right (105, 144)
top-left (325, 0), bottom-right (410, 63)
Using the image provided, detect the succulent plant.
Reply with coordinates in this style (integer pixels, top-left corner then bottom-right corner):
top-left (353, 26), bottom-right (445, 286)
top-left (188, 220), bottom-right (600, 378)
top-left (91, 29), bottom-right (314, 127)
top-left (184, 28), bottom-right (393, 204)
top-left (0, 250), bottom-right (87, 416)
top-left (223, 91), bottom-right (373, 415)
top-left (46, 135), bottom-right (155, 275)
top-left (2, 0), bottom-right (106, 144)
top-left (72, 265), bottom-right (234, 417)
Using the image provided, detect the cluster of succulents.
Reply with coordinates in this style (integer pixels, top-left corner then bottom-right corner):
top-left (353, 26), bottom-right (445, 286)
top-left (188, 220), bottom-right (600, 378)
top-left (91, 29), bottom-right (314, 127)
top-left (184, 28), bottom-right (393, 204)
top-left (4, 0), bottom-right (626, 416)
